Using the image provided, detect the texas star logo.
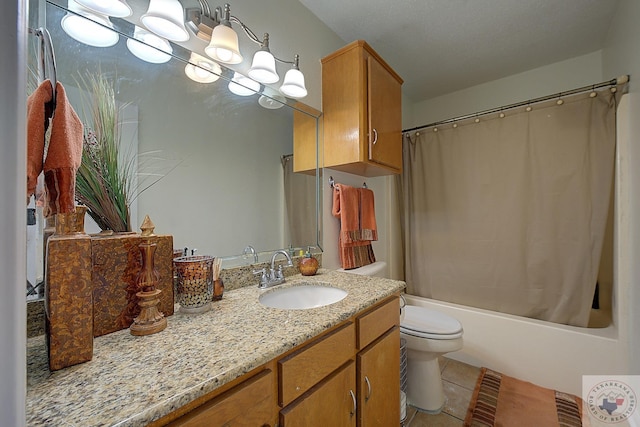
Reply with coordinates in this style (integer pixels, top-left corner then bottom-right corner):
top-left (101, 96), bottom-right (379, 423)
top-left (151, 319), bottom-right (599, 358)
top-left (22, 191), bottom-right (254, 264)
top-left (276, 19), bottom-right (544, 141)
top-left (587, 380), bottom-right (637, 423)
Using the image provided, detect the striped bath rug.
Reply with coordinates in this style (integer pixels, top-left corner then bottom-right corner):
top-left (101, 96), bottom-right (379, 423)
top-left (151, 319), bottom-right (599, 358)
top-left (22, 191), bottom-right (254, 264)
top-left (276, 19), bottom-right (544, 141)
top-left (464, 368), bottom-right (584, 427)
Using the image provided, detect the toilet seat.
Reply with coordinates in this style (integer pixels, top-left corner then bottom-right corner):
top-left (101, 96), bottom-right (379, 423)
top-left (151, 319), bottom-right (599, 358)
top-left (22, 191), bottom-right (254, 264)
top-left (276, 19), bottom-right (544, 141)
top-left (400, 306), bottom-right (463, 340)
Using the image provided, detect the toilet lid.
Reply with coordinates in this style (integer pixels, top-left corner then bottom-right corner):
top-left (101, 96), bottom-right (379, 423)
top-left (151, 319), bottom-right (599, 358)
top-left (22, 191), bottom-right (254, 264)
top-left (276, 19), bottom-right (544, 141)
top-left (400, 306), bottom-right (463, 339)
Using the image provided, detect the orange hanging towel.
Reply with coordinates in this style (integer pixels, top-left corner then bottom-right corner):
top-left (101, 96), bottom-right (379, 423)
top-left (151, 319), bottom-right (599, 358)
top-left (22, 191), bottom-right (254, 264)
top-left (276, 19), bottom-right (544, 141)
top-left (332, 183), bottom-right (378, 269)
top-left (27, 80), bottom-right (84, 216)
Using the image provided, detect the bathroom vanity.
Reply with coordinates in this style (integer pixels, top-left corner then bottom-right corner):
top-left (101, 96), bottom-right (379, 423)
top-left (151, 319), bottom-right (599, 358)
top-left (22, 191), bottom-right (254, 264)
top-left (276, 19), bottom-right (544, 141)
top-left (26, 270), bottom-right (404, 426)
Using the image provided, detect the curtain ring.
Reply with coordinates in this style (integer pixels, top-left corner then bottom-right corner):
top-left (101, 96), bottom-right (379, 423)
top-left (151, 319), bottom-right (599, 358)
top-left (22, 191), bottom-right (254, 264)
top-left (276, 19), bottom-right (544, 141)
top-left (589, 85), bottom-right (597, 98)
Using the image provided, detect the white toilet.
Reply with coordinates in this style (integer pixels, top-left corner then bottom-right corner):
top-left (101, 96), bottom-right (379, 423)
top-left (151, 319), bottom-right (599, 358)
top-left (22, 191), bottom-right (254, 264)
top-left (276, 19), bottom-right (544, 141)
top-left (400, 305), bottom-right (463, 413)
top-left (338, 261), bottom-right (464, 413)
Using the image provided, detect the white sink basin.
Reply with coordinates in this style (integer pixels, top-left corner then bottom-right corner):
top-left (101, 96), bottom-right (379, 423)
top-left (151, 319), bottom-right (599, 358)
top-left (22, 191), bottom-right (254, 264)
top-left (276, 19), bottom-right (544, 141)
top-left (259, 283), bottom-right (348, 310)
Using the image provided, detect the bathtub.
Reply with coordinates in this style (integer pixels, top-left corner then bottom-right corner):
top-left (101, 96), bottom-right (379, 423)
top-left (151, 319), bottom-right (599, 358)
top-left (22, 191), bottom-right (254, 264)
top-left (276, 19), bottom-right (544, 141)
top-left (403, 294), bottom-right (625, 396)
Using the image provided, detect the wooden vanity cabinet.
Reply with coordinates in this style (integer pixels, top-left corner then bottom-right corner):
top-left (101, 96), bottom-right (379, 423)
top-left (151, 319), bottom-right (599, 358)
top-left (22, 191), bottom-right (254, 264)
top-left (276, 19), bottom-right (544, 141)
top-left (164, 367), bottom-right (276, 427)
top-left (357, 328), bottom-right (400, 426)
top-left (280, 361), bottom-right (357, 427)
top-left (156, 294), bottom-right (400, 427)
top-left (279, 295), bottom-right (400, 427)
top-left (322, 40), bottom-right (403, 177)
top-left (355, 297), bottom-right (401, 426)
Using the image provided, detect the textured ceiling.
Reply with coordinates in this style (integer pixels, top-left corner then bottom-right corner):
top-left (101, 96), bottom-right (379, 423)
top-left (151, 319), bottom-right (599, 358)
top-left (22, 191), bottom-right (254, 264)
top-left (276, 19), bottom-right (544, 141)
top-left (298, 0), bottom-right (620, 102)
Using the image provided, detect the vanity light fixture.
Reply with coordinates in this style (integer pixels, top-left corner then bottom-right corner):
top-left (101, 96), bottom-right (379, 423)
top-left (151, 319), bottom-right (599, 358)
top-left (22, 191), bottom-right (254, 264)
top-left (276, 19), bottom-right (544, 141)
top-left (126, 26), bottom-right (173, 64)
top-left (204, 3), bottom-right (242, 64)
top-left (191, 2), bottom-right (308, 98)
top-left (185, 52), bottom-right (222, 83)
top-left (228, 71), bottom-right (260, 96)
top-left (73, 0), bottom-right (132, 18)
top-left (279, 54), bottom-right (307, 99)
top-left (140, 0), bottom-right (190, 42)
top-left (61, 0), bottom-right (119, 47)
top-left (248, 34), bottom-right (279, 84)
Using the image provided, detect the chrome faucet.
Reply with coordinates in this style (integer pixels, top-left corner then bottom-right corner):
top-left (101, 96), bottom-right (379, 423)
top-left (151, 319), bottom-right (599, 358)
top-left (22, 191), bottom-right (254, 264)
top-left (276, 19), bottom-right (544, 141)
top-left (242, 245), bottom-right (258, 264)
top-left (253, 249), bottom-right (293, 289)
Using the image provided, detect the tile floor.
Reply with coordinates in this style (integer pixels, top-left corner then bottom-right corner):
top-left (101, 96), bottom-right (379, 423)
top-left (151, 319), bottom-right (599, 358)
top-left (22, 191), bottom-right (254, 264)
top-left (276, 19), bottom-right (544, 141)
top-left (403, 357), bottom-right (481, 427)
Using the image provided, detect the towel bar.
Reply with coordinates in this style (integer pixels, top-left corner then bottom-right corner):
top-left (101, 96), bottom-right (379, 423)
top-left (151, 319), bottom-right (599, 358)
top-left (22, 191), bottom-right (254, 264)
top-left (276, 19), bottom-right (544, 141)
top-left (329, 176), bottom-right (367, 189)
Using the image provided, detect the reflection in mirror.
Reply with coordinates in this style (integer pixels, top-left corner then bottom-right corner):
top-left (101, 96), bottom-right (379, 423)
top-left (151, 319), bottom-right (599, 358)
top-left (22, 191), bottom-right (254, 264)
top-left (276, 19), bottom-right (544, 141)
top-left (26, 0), bottom-right (322, 300)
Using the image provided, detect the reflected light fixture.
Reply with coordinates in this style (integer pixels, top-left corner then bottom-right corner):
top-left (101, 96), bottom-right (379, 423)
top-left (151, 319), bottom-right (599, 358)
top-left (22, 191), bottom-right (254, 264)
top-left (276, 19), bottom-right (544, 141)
top-left (61, 0), bottom-right (119, 47)
top-left (258, 87), bottom-right (286, 109)
top-left (279, 54), bottom-right (307, 99)
top-left (140, 0), bottom-right (190, 42)
top-left (228, 72), bottom-right (260, 96)
top-left (126, 26), bottom-right (173, 64)
top-left (74, 0), bottom-right (132, 17)
top-left (248, 33), bottom-right (279, 84)
top-left (185, 52), bottom-right (222, 83)
top-left (204, 3), bottom-right (242, 64)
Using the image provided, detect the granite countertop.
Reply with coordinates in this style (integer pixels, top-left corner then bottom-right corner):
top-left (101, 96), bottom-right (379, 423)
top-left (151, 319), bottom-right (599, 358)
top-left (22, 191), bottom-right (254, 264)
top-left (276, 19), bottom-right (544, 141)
top-left (26, 270), bottom-right (405, 427)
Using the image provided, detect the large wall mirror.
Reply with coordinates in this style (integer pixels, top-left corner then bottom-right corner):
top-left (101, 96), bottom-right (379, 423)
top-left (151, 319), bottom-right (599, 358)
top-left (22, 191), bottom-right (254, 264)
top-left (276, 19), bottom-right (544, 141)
top-left (27, 0), bottom-right (322, 299)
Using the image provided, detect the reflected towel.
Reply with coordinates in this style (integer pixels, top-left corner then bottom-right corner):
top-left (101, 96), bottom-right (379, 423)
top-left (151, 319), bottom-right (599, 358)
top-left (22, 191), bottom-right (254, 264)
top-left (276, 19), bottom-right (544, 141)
top-left (332, 183), bottom-right (377, 269)
top-left (27, 80), bottom-right (83, 216)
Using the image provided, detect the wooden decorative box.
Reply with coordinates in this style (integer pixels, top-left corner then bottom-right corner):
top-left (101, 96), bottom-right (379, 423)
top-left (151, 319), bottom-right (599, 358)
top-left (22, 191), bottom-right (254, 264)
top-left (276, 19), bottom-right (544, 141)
top-left (91, 233), bottom-right (174, 337)
top-left (45, 234), bottom-right (94, 371)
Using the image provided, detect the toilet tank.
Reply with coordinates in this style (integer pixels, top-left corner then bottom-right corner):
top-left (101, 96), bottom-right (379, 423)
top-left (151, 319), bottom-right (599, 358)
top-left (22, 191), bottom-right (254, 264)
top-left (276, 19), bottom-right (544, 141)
top-left (337, 261), bottom-right (387, 278)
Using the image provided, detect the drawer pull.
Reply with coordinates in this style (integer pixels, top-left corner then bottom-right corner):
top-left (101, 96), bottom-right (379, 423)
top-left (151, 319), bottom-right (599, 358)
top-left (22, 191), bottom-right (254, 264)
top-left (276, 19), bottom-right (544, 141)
top-left (349, 389), bottom-right (356, 417)
top-left (364, 376), bottom-right (372, 402)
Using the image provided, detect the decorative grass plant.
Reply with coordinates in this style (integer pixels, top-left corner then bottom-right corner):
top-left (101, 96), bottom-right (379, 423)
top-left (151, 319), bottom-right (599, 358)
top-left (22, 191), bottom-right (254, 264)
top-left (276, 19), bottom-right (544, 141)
top-left (75, 73), bottom-right (169, 232)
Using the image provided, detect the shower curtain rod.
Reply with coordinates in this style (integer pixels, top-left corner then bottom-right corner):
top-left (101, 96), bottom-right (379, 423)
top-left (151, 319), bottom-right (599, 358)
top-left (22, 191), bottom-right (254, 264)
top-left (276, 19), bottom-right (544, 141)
top-left (402, 75), bottom-right (629, 134)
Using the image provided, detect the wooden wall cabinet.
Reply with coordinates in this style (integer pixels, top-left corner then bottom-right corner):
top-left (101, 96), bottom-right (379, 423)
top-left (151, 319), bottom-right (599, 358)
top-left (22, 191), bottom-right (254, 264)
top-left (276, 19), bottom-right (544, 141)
top-left (322, 40), bottom-right (403, 177)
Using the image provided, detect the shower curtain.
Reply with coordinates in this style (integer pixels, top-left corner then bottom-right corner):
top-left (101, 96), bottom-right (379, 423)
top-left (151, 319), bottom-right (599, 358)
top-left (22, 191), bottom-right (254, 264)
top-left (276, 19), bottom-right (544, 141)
top-left (282, 155), bottom-right (317, 248)
top-left (400, 90), bottom-right (617, 327)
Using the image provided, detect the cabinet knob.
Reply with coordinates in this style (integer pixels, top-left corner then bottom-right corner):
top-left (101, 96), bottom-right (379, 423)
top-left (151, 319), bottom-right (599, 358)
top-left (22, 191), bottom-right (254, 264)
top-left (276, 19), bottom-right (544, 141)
top-left (364, 376), bottom-right (372, 402)
top-left (349, 389), bottom-right (357, 417)
top-left (371, 128), bottom-right (379, 145)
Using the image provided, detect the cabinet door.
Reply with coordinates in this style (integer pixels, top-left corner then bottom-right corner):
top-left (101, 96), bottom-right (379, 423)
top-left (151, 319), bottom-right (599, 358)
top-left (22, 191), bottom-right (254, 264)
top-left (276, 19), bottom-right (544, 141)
top-left (168, 369), bottom-right (275, 427)
top-left (280, 361), bottom-right (357, 427)
top-left (279, 322), bottom-right (355, 406)
top-left (357, 327), bottom-right (400, 427)
top-left (367, 55), bottom-right (402, 171)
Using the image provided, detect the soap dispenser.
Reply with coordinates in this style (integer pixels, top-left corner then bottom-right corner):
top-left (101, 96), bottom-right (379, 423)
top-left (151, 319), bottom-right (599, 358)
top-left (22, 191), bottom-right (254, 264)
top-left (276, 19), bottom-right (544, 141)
top-left (298, 246), bottom-right (319, 276)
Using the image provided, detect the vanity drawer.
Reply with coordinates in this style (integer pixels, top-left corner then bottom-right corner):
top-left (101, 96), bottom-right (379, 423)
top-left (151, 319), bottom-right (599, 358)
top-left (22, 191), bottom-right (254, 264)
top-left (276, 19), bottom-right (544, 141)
top-left (356, 296), bottom-right (399, 350)
top-left (279, 321), bottom-right (355, 406)
top-left (168, 368), bottom-right (275, 427)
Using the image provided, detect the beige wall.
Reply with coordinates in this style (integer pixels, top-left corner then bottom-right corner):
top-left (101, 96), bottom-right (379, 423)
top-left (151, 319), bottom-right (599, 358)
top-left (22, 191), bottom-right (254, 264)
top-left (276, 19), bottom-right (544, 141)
top-left (602, 0), bottom-right (640, 373)
top-left (409, 50), bottom-right (603, 127)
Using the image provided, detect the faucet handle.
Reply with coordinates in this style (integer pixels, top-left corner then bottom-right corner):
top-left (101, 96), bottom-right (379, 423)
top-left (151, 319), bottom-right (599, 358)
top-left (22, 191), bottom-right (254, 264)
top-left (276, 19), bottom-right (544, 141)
top-left (253, 268), bottom-right (268, 287)
top-left (276, 265), bottom-right (284, 280)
